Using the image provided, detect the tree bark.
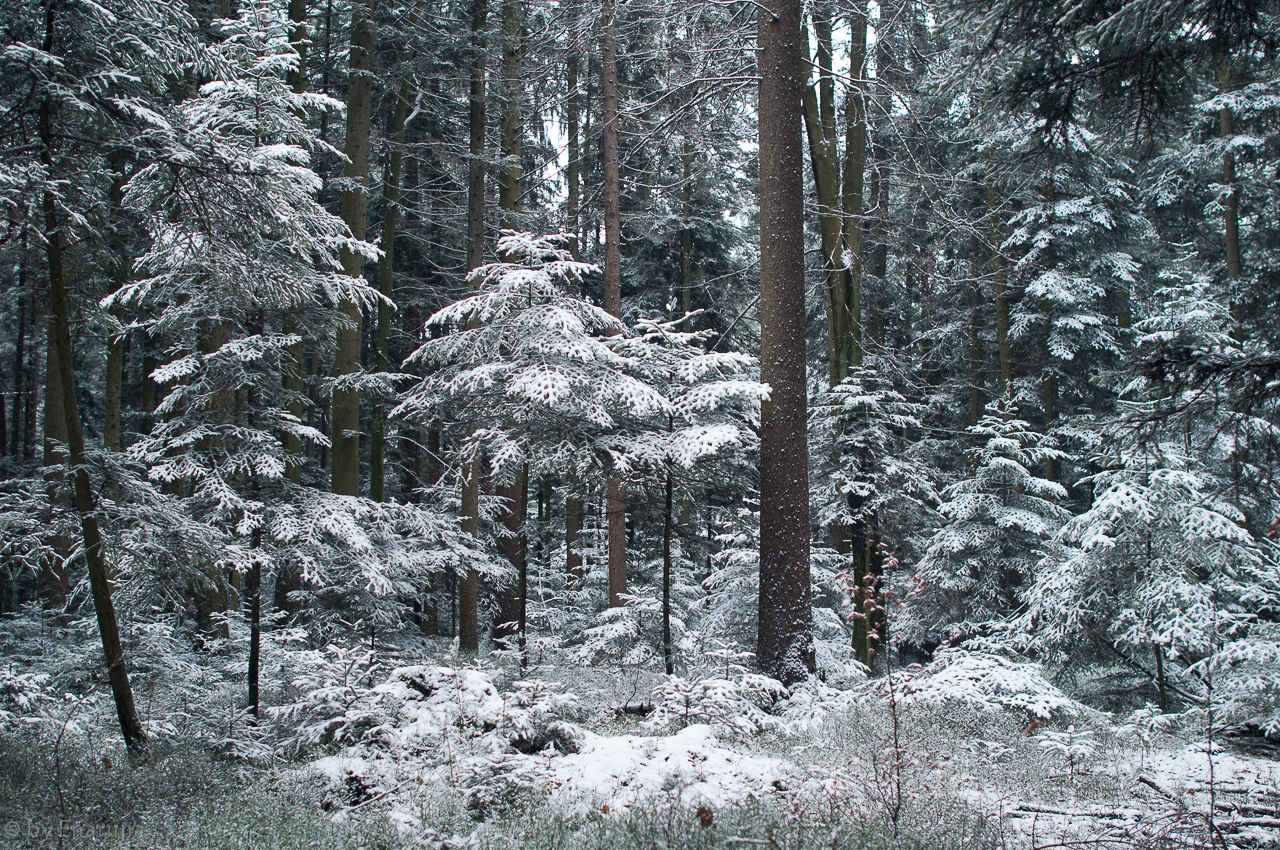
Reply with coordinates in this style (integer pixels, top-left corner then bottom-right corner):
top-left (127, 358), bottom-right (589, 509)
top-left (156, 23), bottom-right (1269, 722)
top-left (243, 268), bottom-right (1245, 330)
top-left (281, 0), bottom-right (311, 488)
top-left (1218, 53), bottom-right (1244, 344)
top-left (498, 0), bottom-right (524, 228)
top-left (566, 10), bottom-right (580, 258)
top-left (986, 170), bottom-right (1012, 401)
top-left (330, 0), bottom-right (375, 497)
top-left (756, 0), bottom-right (812, 683)
top-left (40, 83), bottom-right (145, 750)
top-left (459, 0), bottom-right (488, 653)
top-left (103, 151), bottom-right (130, 454)
top-left (663, 471), bottom-right (673, 674)
top-left (41, 322), bottom-right (71, 612)
top-left (371, 81), bottom-right (409, 504)
top-left (10, 242), bottom-right (27, 457)
top-left (566, 494), bottom-right (584, 585)
top-left (602, 0), bottom-right (627, 608)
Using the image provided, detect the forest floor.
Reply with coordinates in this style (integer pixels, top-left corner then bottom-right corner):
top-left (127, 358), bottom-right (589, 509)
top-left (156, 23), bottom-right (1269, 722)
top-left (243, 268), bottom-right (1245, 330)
top-left (3, 647), bottom-right (1279, 850)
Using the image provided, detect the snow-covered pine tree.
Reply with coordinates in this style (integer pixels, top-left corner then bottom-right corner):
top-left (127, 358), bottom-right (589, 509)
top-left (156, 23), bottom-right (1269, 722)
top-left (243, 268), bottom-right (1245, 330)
top-left (902, 401), bottom-right (1069, 645)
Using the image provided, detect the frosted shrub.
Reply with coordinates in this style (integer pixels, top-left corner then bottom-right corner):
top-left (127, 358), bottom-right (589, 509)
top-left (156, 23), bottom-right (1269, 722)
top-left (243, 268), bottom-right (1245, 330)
top-left (644, 643), bottom-right (786, 736)
top-left (898, 648), bottom-right (1088, 721)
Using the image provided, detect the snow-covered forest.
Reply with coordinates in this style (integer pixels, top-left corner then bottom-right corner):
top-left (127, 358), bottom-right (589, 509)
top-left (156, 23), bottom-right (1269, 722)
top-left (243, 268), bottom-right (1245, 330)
top-left (2, 0), bottom-right (1279, 846)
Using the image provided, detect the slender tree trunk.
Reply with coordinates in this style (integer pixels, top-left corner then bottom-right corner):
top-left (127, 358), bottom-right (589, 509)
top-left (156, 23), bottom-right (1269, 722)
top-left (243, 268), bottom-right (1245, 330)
top-left (103, 152), bottom-right (130, 454)
top-left (10, 244), bottom-right (27, 458)
top-left (281, 0), bottom-right (311, 488)
top-left (801, 5), bottom-right (849, 386)
top-left (663, 471), bottom-right (673, 674)
top-left (756, 0), bottom-right (812, 683)
top-left (40, 82), bottom-right (145, 751)
top-left (566, 10), bottom-right (580, 258)
top-left (986, 172), bottom-right (1012, 401)
top-left (1154, 643), bottom-right (1168, 713)
top-left (41, 323), bottom-right (71, 612)
top-left (247, 549), bottom-right (261, 717)
top-left (841, 3), bottom-right (867, 374)
top-left (370, 81), bottom-right (409, 504)
top-left (1218, 53), bottom-right (1244, 344)
top-left (969, 246), bottom-right (983, 428)
top-left (602, 0), bottom-right (627, 608)
top-left (493, 468), bottom-right (528, 645)
top-left (680, 141), bottom-right (694, 329)
top-left (459, 0), bottom-right (488, 653)
top-left (330, 0), bottom-right (375, 497)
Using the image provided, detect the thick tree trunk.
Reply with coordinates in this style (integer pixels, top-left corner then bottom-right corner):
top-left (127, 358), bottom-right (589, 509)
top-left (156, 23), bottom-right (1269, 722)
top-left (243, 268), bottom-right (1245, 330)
top-left (566, 495), bottom-right (584, 585)
top-left (459, 0), bottom-right (488, 653)
top-left (330, 0), bottom-right (375, 497)
top-left (498, 0), bottom-right (524, 228)
top-left (40, 87), bottom-right (145, 751)
top-left (493, 468), bottom-right (528, 646)
top-left (371, 81), bottom-right (409, 504)
top-left (602, 0), bottom-right (627, 608)
top-left (756, 0), bottom-right (812, 683)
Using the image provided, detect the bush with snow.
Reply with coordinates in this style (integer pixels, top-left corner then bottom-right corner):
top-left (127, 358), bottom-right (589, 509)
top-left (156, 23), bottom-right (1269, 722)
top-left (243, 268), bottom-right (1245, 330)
top-left (896, 649), bottom-right (1090, 721)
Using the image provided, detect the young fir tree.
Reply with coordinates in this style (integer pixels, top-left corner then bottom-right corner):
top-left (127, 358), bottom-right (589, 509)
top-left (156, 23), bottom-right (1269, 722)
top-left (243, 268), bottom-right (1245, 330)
top-left (903, 401), bottom-right (1069, 644)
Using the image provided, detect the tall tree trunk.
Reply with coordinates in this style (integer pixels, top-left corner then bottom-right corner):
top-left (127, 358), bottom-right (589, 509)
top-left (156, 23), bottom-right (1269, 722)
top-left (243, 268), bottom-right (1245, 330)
top-left (459, 0), bottom-right (488, 653)
top-left (565, 9), bottom-right (580, 258)
top-left (986, 169), bottom-right (1012, 401)
top-left (103, 151), bottom-right (130, 454)
top-left (330, 0), bottom-right (375, 497)
top-left (841, 2), bottom-right (867, 373)
top-left (756, 0), bottom-right (812, 683)
top-left (969, 238), bottom-right (983, 428)
top-left (1218, 53), bottom-right (1244, 344)
top-left (41, 323), bottom-right (71, 612)
top-left (662, 470), bottom-right (673, 674)
top-left (10, 242), bottom-right (27, 457)
top-left (281, 0), bottom-right (311, 488)
top-left (371, 81), bottom-right (409, 504)
top-left (493, 468), bottom-right (528, 645)
top-left (602, 0), bottom-right (627, 608)
top-left (40, 83), bottom-right (145, 751)
top-left (680, 141), bottom-right (694, 328)
top-left (801, 4), bottom-right (845, 385)
top-left (499, 0), bottom-right (524, 227)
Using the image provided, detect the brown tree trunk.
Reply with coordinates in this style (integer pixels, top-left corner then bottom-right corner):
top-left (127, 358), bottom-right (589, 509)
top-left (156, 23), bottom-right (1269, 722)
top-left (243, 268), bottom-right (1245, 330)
top-left (1218, 54), bottom-right (1244, 344)
top-left (662, 471), bottom-right (673, 674)
top-left (281, 0), bottom-right (311, 488)
top-left (459, 0), bottom-right (488, 653)
top-left (498, 0), bottom-right (524, 228)
top-left (103, 152), bottom-right (129, 454)
top-left (40, 82), bottom-right (145, 750)
top-left (566, 495), bottom-right (584, 585)
top-left (986, 170), bottom-right (1012, 401)
top-left (10, 243), bottom-right (27, 457)
top-left (602, 0), bottom-right (627, 608)
top-left (370, 80), bottom-right (409, 504)
top-left (756, 0), bottom-right (812, 683)
top-left (330, 0), bottom-right (375, 497)
top-left (41, 323), bottom-right (71, 612)
top-left (566, 10), bottom-right (580, 258)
